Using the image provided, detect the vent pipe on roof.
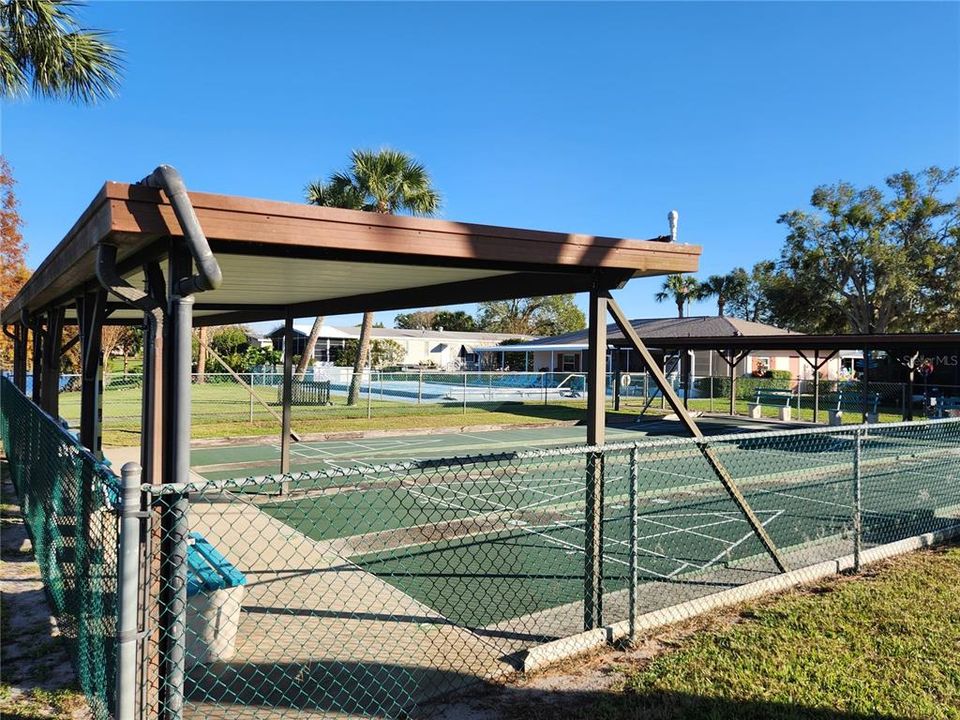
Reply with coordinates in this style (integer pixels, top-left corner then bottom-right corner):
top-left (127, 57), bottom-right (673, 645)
top-left (137, 165), bottom-right (223, 296)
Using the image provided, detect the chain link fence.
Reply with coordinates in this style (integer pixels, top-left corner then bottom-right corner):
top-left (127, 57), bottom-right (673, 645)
top-left (141, 417), bottom-right (960, 719)
top-left (4, 374), bottom-right (960, 719)
top-left (42, 370), bottom-right (960, 447)
top-left (0, 376), bottom-right (121, 720)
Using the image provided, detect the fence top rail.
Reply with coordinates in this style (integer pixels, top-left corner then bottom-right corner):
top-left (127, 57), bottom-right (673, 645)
top-left (0, 376), bottom-right (119, 485)
top-left (143, 415), bottom-right (960, 496)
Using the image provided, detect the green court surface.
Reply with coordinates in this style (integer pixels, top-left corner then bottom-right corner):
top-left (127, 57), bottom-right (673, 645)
top-left (190, 415), bottom-right (806, 481)
top-left (248, 422), bottom-right (960, 630)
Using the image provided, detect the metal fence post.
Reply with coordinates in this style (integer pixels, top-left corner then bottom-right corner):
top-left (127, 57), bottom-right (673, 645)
top-left (116, 462), bottom-right (143, 720)
top-left (248, 372), bottom-right (254, 423)
top-left (853, 428), bottom-right (863, 572)
top-left (366, 368), bottom-right (373, 420)
top-left (584, 450), bottom-right (604, 629)
top-left (158, 492), bottom-right (189, 720)
top-left (543, 372), bottom-right (548, 406)
top-left (463, 372), bottom-right (467, 414)
top-left (628, 446), bottom-right (638, 644)
top-left (418, 369), bottom-right (423, 405)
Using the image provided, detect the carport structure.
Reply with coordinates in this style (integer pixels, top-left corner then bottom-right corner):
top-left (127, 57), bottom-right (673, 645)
top-left (605, 331), bottom-right (959, 422)
top-left (4, 166), bottom-right (807, 719)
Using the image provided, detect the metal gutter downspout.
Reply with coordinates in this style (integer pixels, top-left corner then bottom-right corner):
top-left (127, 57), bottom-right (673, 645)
top-left (97, 165), bottom-right (222, 720)
top-left (138, 164), bottom-right (223, 295)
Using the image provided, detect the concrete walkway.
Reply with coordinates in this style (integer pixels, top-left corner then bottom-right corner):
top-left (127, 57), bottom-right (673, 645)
top-left (184, 496), bottom-right (513, 719)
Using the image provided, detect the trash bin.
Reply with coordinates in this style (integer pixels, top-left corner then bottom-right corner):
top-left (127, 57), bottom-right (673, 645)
top-left (185, 532), bottom-right (247, 666)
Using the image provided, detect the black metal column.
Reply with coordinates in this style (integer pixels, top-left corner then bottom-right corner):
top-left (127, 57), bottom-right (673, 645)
top-left (584, 282), bottom-right (606, 630)
top-left (862, 346), bottom-right (870, 423)
top-left (141, 262), bottom-right (166, 486)
top-left (15, 323), bottom-right (28, 390)
top-left (30, 317), bottom-right (42, 404)
top-left (280, 314), bottom-right (294, 492)
top-left (77, 292), bottom-right (106, 458)
top-left (159, 244), bottom-right (192, 720)
top-left (41, 308), bottom-right (64, 417)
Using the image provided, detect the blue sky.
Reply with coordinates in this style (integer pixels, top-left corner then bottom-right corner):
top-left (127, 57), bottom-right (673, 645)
top-left (3, 1), bottom-right (958, 331)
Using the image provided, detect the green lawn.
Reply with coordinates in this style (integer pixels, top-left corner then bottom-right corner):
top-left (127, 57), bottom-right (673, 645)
top-left (53, 375), bottom-right (909, 447)
top-left (55, 379), bottom-right (599, 445)
top-left (523, 545), bottom-right (960, 720)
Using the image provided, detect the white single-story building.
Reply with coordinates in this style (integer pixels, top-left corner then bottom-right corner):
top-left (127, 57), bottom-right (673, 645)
top-left (474, 317), bottom-right (845, 380)
top-left (265, 323), bottom-right (536, 370)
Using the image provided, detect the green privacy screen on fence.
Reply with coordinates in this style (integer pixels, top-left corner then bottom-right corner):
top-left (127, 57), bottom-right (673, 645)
top-left (0, 376), bottom-right (120, 720)
top-left (2, 373), bottom-right (960, 720)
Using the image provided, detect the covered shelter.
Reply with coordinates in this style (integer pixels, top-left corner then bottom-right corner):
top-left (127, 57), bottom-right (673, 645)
top-left (1, 166), bottom-right (731, 669)
top-left (11, 166), bottom-right (887, 720)
top-left (1, 166), bottom-right (700, 481)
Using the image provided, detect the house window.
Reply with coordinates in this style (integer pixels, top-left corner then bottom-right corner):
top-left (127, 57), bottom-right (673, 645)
top-left (559, 353), bottom-right (578, 372)
top-left (753, 356), bottom-right (771, 376)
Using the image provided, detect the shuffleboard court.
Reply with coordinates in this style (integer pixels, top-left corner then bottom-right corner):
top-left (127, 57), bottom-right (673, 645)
top-left (255, 421), bottom-right (960, 631)
top-left (190, 415), bottom-right (809, 481)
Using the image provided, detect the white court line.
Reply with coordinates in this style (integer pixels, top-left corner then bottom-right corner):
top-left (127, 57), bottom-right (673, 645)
top-left (401, 481), bottom-right (787, 582)
top-left (637, 516), bottom-right (738, 545)
top-left (698, 510), bottom-right (785, 572)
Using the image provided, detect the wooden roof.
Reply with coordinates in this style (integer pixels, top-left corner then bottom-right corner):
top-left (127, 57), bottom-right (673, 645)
top-left (2, 182), bottom-right (702, 326)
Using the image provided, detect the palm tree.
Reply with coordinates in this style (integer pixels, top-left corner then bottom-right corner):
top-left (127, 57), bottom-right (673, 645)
top-left (305, 149), bottom-right (441, 404)
top-left (698, 269), bottom-right (749, 317)
top-left (294, 315), bottom-right (325, 380)
top-left (655, 274), bottom-right (700, 318)
top-left (1, 1), bottom-right (122, 102)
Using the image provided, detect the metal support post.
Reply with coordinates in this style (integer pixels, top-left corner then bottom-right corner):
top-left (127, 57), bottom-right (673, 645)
top-left (613, 350), bottom-right (622, 412)
top-left (41, 307), bottom-right (64, 417)
top-left (584, 283), bottom-right (606, 630)
top-left (862, 347), bottom-right (870, 423)
top-left (280, 315), bottom-right (293, 485)
top-left (853, 429), bottom-right (863, 572)
top-left (729, 350), bottom-right (737, 416)
top-left (708, 351), bottom-right (714, 413)
top-left (158, 246), bottom-right (193, 720)
top-left (140, 262), bottom-right (166, 488)
top-left (628, 445), bottom-right (638, 644)
top-left (30, 317), bottom-right (43, 404)
top-left (116, 462), bottom-right (143, 720)
top-left (813, 349), bottom-right (820, 423)
top-left (418, 369), bottom-right (423, 405)
top-left (158, 492), bottom-right (188, 720)
top-left (12, 323), bottom-right (28, 390)
top-left (167, 295), bottom-right (193, 493)
top-left (77, 291), bottom-right (106, 458)
top-left (462, 372), bottom-right (467, 414)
